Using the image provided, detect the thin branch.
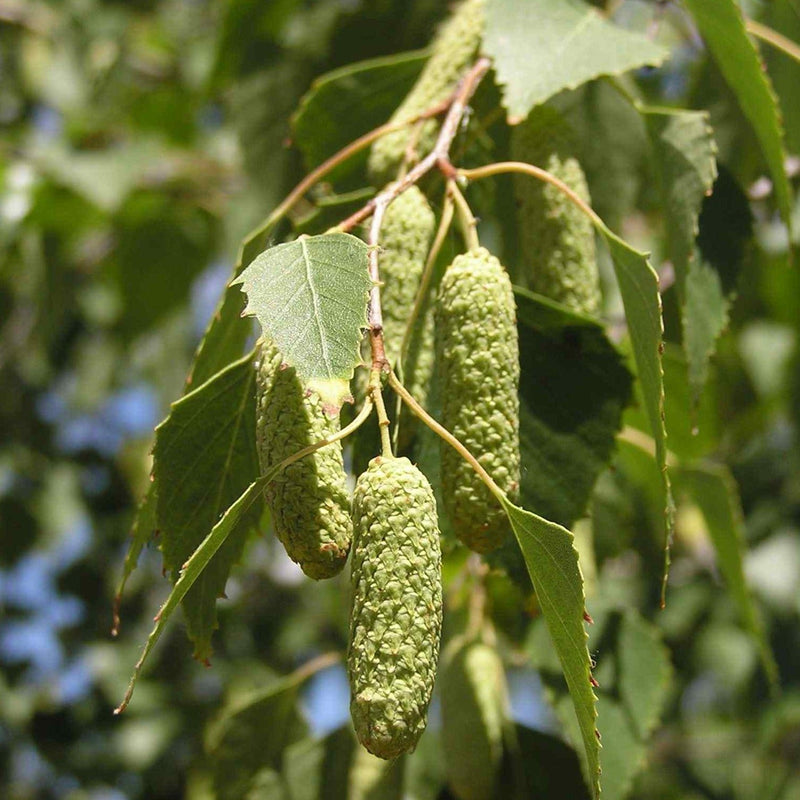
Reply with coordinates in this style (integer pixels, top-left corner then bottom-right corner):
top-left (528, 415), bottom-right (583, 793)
top-left (369, 369), bottom-right (393, 458)
top-left (746, 17), bottom-right (800, 65)
top-left (459, 161), bottom-right (605, 229)
top-left (241, 98), bottom-right (453, 253)
top-left (448, 180), bottom-right (480, 251)
top-left (389, 371), bottom-right (506, 504)
top-left (337, 57), bottom-right (491, 377)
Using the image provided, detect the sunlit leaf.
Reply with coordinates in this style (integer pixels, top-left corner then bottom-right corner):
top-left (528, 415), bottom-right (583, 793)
top-left (234, 232), bottom-right (372, 411)
top-left (484, 0), bottom-right (666, 122)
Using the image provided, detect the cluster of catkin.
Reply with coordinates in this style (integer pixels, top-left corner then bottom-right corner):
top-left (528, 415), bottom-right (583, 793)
top-left (254, 0), bottom-right (601, 763)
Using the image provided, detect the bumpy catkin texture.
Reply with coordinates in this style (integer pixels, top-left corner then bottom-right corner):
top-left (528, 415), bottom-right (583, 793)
top-left (367, 0), bottom-right (485, 184)
top-left (436, 248), bottom-right (520, 553)
top-left (256, 338), bottom-right (352, 579)
top-left (440, 638), bottom-right (509, 800)
top-left (348, 456), bottom-right (442, 759)
top-left (511, 107), bottom-right (601, 315)
top-left (377, 185), bottom-right (435, 366)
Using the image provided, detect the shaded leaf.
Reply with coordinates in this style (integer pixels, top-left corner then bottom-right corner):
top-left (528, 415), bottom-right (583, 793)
top-left (234, 232), bottom-right (372, 411)
top-left (484, 0), bottom-right (666, 123)
top-left (284, 726), bottom-right (404, 800)
top-left (683, 0), bottom-right (793, 232)
top-left (643, 107), bottom-right (718, 295)
top-left (154, 352), bottom-right (262, 659)
top-left (206, 677), bottom-right (307, 800)
top-left (500, 498), bottom-right (599, 799)
top-left (499, 724), bottom-right (591, 800)
top-left (515, 289), bottom-right (632, 527)
top-left (617, 610), bottom-right (672, 740)
top-left (675, 463), bottom-right (778, 687)
top-left (488, 289), bottom-right (632, 589)
top-left (292, 50), bottom-right (427, 184)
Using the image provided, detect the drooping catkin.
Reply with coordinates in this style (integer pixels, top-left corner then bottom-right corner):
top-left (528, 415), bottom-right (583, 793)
top-left (440, 637), bottom-right (509, 800)
top-left (367, 0), bottom-right (486, 184)
top-left (511, 107), bottom-right (601, 315)
top-left (256, 338), bottom-right (352, 579)
top-left (348, 456), bottom-right (443, 759)
top-left (436, 248), bottom-right (520, 553)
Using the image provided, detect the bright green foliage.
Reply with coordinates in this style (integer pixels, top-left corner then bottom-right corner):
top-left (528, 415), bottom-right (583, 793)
top-left (348, 456), bottom-right (443, 759)
top-left (436, 248), bottom-right (520, 552)
top-left (511, 107), bottom-right (601, 315)
top-left (367, 0), bottom-right (486, 183)
top-left (256, 339), bottom-right (352, 579)
top-left (440, 637), bottom-right (509, 800)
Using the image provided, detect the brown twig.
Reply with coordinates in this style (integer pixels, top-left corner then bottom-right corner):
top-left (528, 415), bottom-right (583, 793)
top-left (338, 57), bottom-right (492, 375)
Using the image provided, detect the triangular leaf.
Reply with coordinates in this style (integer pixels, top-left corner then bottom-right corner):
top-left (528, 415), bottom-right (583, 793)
top-left (683, 0), bottom-right (793, 233)
top-left (154, 352), bottom-right (262, 660)
top-left (500, 498), bottom-right (599, 799)
top-left (643, 106), bottom-right (724, 408)
top-left (484, 0), bottom-right (667, 123)
top-left (234, 232), bottom-right (372, 411)
top-left (643, 107), bottom-right (718, 295)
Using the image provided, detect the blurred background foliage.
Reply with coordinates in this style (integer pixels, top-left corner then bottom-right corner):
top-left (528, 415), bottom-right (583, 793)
top-left (0, 1), bottom-right (798, 799)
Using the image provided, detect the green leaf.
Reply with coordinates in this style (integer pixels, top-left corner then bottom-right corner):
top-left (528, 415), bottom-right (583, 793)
top-left (187, 226), bottom-right (278, 389)
top-left (617, 610), bottom-right (672, 741)
top-left (488, 289), bottom-right (632, 589)
top-left (500, 498), bottom-right (599, 799)
top-left (683, 0), bottom-right (793, 233)
top-left (675, 463), bottom-right (778, 687)
top-left (113, 484), bottom-right (157, 635)
top-left (154, 352), bottom-right (262, 659)
top-left (593, 697), bottom-right (642, 800)
top-left (234, 232), bottom-right (372, 411)
top-left (499, 724), bottom-right (591, 799)
top-left (515, 289), bottom-right (633, 527)
top-left (117, 479), bottom-right (266, 713)
top-left (34, 141), bottom-right (161, 213)
top-left (601, 227), bottom-right (674, 591)
top-left (530, 607), bottom-right (671, 800)
top-left (206, 676), bottom-right (307, 800)
top-left (484, 0), bottom-right (667, 123)
top-left (553, 81), bottom-right (650, 230)
top-left (440, 637), bottom-right (508, 800)
top-left (291, 50), bottom-right (427, 184)
top-left (284, 727), bottom-right (404, 800)
top-left (643, 108), bottom-right (718, 294)
top-left (643, 106), bottom-right (722, 407)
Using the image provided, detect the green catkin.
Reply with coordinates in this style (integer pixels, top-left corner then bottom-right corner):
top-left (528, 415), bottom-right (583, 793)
top-left (510, 107), bottom-right (601, 315)
top-left (256, 338), bottom-right (352, 579)
top-left (440, 638), bottom-right (509, 800)
top-left (367, 0), bottom-right (486, 184)
top-left (376, 185), bottom-right (436, 368)
top-left (348, 456), bottom-right (443, 759)
top-left (436, 248), bottom-right (520, 553)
